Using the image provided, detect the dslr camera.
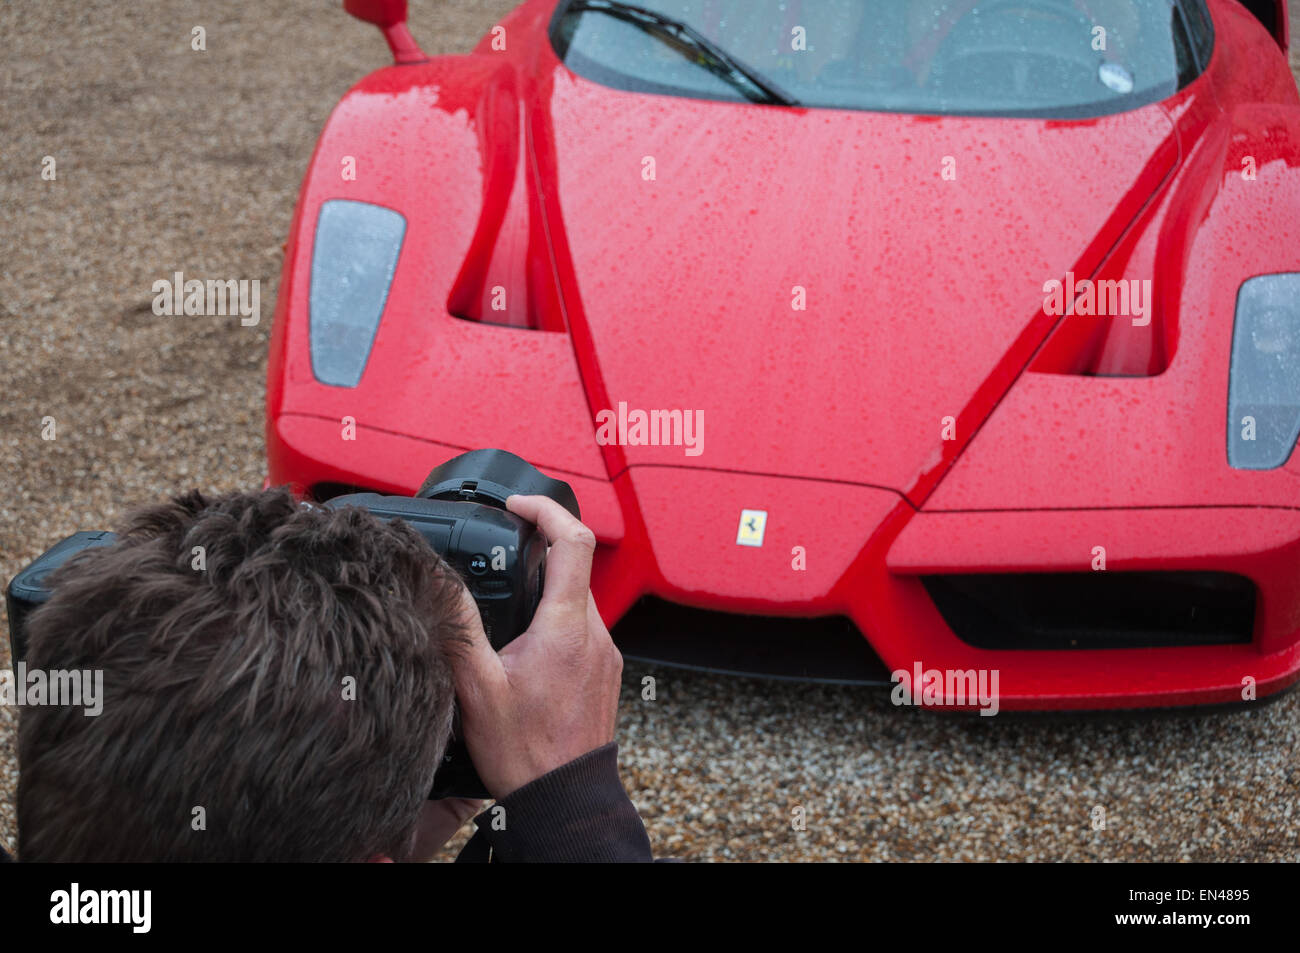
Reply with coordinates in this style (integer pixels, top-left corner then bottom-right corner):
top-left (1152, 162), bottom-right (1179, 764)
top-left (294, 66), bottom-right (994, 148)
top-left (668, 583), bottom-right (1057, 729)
top-left (4, 449), bottom-right (579, 799)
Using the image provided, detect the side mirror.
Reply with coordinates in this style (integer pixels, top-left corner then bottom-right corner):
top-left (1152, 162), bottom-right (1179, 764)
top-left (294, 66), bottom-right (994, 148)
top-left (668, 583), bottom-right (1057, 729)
top-left (343, 0), bottom-right (426, 64)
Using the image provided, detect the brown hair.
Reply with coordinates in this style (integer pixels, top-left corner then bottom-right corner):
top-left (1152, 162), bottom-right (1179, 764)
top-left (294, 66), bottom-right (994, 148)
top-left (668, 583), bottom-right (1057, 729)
top-left (17, 488), bottom-right (466, 862)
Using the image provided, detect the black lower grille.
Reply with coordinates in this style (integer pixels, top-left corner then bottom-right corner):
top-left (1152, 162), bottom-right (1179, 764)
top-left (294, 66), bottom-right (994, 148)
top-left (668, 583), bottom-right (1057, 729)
top-left (922, 572), bottom-right (1256, 650)
top-left (612, 597), bottom-right (892, 685)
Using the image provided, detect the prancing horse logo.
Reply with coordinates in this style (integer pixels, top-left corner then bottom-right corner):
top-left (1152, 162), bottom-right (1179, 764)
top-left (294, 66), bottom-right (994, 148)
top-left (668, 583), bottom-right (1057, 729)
top-left (736, 509), bottom-right (767, 547)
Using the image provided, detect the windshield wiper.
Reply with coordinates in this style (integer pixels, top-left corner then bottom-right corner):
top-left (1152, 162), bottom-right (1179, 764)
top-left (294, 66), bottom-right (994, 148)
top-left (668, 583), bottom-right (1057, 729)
top-left (564, 0), bottom-right (799, 107)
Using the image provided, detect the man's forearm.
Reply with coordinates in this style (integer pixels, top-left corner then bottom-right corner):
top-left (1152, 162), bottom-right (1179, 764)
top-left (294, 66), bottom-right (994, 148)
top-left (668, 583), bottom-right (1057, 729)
top-left (455, 743), bottom-right (653, 863)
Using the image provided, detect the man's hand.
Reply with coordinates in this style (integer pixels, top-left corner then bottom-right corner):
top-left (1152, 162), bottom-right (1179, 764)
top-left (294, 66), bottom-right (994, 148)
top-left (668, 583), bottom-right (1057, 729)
top-left (449, 495), bottom-right (623, 800)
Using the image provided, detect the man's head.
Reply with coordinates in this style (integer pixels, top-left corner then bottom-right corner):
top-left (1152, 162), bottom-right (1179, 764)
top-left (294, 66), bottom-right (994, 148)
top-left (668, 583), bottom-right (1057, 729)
top-left (16, 488), bottom-right (468, 862)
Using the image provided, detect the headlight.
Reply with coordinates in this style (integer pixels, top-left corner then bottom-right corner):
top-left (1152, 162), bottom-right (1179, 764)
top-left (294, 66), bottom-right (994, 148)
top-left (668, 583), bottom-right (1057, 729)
top-left (1228, 273), bottom-right (1300, 469)
top-left (309, 199), bottom-right (406, 388)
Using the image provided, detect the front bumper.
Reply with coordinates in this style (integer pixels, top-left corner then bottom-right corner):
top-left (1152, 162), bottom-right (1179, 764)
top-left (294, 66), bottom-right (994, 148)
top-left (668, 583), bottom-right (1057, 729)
top-left (269, 413), bottom-right (1300, 710)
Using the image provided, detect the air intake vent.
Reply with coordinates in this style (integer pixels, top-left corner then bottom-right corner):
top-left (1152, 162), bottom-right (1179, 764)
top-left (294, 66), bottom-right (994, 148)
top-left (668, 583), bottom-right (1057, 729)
top-left (922, 572), bottom-right (1255, 650)
top-left (613, 597), bottom-right (891, 685)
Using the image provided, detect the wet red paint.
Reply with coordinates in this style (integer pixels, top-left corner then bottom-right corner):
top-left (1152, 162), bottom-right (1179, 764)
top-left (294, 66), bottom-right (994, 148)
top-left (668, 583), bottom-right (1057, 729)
top-left (268, 0), bottom-right (1300, 708)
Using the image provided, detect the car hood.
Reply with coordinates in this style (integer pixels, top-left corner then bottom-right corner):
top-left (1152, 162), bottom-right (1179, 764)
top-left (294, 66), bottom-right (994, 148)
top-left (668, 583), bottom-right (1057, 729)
top-left (544, 70), bottom-right (1177, 498)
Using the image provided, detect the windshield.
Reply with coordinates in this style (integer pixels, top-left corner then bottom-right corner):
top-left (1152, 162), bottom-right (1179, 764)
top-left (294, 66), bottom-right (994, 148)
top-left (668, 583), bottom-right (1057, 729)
top-left (550, 0), bottom-right (1207, 118)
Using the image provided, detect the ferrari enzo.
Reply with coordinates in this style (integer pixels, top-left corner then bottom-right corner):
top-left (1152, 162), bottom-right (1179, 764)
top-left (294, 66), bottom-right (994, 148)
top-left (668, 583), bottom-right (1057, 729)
top-left (266, 0), bottom-right (1300, 709)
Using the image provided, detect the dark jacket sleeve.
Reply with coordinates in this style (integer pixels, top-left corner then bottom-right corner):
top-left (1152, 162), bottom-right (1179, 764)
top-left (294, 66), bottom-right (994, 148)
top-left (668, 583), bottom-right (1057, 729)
top-left (455, 742), bottom-right (654, 863)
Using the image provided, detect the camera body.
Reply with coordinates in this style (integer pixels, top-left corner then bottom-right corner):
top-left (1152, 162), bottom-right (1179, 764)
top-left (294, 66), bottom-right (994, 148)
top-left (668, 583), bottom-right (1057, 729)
top-left (324, 493), bottom-right (547, 651)
top-left (325, 447), bottom-right (578, 653)
top-left (5, 449), bottom-right (579, 800)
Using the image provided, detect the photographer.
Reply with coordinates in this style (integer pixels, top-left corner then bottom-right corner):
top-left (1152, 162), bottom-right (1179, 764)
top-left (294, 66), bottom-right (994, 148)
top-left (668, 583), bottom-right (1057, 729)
top-left (10, 488), bottom-right (654, 862)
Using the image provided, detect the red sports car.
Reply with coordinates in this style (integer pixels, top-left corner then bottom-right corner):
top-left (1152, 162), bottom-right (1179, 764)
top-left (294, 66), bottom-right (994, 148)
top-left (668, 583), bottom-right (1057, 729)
top-left (266, 0), bottom-right (1300, 709)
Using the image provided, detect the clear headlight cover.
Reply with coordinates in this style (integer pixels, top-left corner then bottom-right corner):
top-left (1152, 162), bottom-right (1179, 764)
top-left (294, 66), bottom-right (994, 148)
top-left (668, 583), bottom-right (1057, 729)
top-left (309, 199), bottom-right (406, 388)
top-left (1227, 273), bottom-right (1300, 469)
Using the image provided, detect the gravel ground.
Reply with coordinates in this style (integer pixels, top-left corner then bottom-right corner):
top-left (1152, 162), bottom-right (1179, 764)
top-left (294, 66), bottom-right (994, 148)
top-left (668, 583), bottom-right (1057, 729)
top-left (2, 0), bottom-right (1298, 862)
